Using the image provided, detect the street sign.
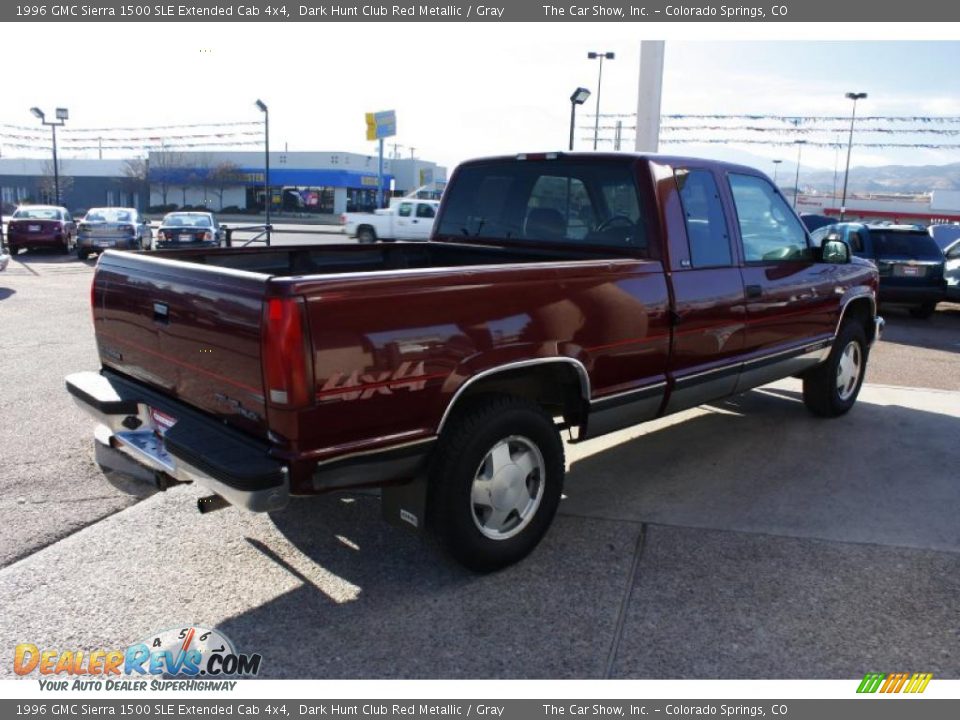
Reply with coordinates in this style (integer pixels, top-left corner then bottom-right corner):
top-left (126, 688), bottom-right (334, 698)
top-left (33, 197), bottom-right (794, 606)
top-left (366, 110), bottom-right (397, 140)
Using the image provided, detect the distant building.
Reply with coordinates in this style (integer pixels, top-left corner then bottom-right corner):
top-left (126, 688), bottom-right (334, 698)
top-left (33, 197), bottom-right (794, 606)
top-left (145, 150), bottom-right (447, 215)
top-left (0, 158), bottom-right (146, 213)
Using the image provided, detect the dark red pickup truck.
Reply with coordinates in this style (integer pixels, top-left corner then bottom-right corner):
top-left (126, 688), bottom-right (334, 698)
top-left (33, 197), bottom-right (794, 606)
top-left (67, 153), bottom-right (882, 570)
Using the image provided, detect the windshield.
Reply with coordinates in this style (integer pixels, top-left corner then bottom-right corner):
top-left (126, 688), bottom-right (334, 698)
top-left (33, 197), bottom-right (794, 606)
top-left (872, 231), bottom-right (942, 259)
top-left (164, 214), bottom-right (212, 227)
top-left (86, 208), bottom-right (134, 223)
top-left (436, 159), bottom-right (648, 253)
top-left (13, 208), bottom-right (61, 220)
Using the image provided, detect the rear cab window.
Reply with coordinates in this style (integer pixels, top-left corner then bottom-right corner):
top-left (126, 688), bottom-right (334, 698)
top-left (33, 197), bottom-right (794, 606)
top-left (435, 157), bottom-right (649, 255)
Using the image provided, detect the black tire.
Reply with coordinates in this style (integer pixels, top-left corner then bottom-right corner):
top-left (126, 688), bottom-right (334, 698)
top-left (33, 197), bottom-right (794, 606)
top-left (908, 302), bottom-right (937, 319)
top-left (428, 394), bottom-right (565, 572)
top-left (357, 227), bottom-right (376, 244)
top-left (78, 248), bottom-right (90, 261)
top-left (60, 235), bottom-right (72, 254)
top-left (802, 321), bottom-right (868, 418)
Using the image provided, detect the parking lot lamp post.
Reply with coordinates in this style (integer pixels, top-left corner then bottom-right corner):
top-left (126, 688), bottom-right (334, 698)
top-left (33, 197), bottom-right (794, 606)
top-left (772, 159), bottom-right (782, 185)
top-left (587, 51), bottom-right (615, 150)
top-left (841, 92), bottom-right (868, 222)
top-left (793, 140), bottom-right (806, 209)
top-left (31, 107), bottom-right (68, 205)
top-left (255, 99), bottom-right (271, 244)
top-left (569, 88), bottom-right (591, 151)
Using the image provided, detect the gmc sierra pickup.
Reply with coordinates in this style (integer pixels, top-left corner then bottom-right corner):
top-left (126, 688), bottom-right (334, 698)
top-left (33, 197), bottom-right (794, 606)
top-left (67, 153), bottom-right (883, 571)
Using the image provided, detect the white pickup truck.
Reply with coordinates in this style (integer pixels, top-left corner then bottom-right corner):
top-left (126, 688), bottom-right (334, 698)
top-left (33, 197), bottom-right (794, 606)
top-left (340, 198), bottom-right (441, 243)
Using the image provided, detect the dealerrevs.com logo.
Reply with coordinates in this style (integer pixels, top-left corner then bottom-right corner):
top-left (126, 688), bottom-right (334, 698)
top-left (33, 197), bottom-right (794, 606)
top-left (14, 626), bottom-right (261, 691)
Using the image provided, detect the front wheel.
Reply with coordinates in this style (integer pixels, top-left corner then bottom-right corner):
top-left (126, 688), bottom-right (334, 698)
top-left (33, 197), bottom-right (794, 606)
top-left (802, 321), bottom-right (868, 417)
top-left (909, 302), bottom-right (937, 319)
top-left (428, 395), bottom-right (565, 572)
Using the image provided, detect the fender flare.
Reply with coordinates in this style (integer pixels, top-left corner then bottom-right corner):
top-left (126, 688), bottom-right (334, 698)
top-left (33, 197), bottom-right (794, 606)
top-left (436, 357), bottom-right (591, 436)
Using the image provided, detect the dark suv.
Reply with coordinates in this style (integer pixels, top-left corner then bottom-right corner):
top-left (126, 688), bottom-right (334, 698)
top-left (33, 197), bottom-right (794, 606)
top-left (813, 223), bottom-right (946, 318)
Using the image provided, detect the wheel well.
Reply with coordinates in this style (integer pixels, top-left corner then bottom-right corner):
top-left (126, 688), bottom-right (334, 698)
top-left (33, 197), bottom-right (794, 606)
top-left (441, 363), bottom-right (588, 435)
top-left (841, 296), bottom-right (875, 343)
top-left (358, 224), bottom-right (376, 237)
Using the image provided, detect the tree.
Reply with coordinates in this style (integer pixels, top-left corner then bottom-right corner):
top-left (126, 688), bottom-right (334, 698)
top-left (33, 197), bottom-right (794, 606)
top-left (120, 158), bottom-right (148, 208)
top-left (150, 149), bottom-right (185, 207)
top-left (37, 160), bottom-right (74, 206)
top-left (207, 161), bottom-right (244, 211)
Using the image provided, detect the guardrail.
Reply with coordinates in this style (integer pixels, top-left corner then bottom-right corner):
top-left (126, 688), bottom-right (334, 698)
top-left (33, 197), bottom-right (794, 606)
top-left (223, 224), bottom-right (272, 248)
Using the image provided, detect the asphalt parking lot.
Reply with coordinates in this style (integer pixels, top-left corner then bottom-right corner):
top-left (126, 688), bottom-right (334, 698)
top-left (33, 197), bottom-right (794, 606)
top-left (0, 247), bottom-right (958, 679)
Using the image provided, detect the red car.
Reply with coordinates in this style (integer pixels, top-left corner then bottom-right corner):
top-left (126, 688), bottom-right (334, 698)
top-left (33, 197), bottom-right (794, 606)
top-left (6, 205), bottom-right (77, 255)
top-left (67, 153), bottom-right (882, 571)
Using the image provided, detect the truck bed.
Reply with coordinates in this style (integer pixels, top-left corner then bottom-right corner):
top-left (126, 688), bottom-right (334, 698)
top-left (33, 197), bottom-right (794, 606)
top-left (152, 240), bottom-right (624, 277)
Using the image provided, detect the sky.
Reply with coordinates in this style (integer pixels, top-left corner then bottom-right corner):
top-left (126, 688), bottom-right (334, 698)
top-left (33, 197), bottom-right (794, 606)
top-left (2, 24), bottom-right (960, 176)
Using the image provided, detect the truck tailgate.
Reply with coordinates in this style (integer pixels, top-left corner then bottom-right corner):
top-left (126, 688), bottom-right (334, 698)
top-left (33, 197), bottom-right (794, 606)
top-left (92, 252), bottom-right (270, 439)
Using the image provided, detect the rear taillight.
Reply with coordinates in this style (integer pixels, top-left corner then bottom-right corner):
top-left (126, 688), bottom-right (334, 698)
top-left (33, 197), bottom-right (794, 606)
top-left (339, 214), bottom-right (346, 225)
top-left (261, 297), bottom-right (314, 409)
top-left (158, 231), bottom-right (167, 241)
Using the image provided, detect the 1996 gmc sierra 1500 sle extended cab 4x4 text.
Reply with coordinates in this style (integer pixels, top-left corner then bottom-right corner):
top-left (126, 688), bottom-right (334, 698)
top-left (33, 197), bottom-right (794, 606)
top-left (67, 153), bottom-right (883, 571)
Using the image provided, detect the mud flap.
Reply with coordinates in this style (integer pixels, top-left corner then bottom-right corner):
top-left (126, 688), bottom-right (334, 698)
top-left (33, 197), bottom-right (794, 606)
top-left (381, 474), bottom-right (428, 535)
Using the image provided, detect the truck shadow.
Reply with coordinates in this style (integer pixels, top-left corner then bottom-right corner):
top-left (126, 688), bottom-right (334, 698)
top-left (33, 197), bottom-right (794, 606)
top-left (878, 302), bottom-right (960, 353)
top-left (211, 383), bottom-right (959, 678)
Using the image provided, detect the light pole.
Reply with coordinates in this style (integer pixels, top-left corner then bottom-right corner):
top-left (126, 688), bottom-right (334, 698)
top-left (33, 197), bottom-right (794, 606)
top-left (255, 99), bottom-right (271, 244)
top-left (587, 51), bottom-right (615, 150)
top-left (30, 107), bottom-right (68, 205)
top-left (772, 159), bottom-right (782, 185)
top-left (841, 91), bottom-right (867, 221)
top-left (569, 87), bottom-right (591, 151)
top-left (793, 140), bottom-right (807, 209)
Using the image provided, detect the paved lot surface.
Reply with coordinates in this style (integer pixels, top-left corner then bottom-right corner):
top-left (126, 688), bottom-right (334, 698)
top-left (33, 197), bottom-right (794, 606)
top-left (0, 249), bottom-right (957, 679)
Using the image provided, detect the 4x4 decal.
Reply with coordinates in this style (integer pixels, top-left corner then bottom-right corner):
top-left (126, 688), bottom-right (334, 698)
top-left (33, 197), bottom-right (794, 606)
top-left (317, 361), bottom-right (444, 401)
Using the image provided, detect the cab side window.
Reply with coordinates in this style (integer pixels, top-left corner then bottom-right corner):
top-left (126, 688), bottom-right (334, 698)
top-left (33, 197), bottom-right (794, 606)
top-left (675, 168), bottom-right (732, 267)
top-left (728, 173), bottom-right (810, 262)
top-left (398, 202), bottom-right (413, 218)
top-left (416, 203), bottom-right (436, 219)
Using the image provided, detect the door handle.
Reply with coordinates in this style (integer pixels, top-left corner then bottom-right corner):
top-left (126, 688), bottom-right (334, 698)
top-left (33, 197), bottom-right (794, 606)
top-left (745, 284), bottom-right (763, 299)
top-left (153, 302), bottom-right (169, 324)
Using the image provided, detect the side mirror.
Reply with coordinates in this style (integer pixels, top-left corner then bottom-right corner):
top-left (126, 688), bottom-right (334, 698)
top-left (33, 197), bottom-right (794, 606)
top-left (821, 236), bottom-right (850, 264)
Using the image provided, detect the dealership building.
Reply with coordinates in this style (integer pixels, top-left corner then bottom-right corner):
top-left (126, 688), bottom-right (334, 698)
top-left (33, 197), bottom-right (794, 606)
top-left (0, 151), bottom-right (446, 216)
top-left (146, 150), bottom-right (447, 214)
top-left (0, 158), bottom-right (146, 213)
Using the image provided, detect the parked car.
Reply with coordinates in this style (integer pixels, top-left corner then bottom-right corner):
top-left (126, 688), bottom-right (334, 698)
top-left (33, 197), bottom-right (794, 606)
top-left (6, 205), bottom-right (77, 255)
top-left (340, 199), bottom-right (440, 242)
top-left (813, 223), bottom-right (946, 318)
top-left (156, 212), bottom-right (225, 249)
top-left (77, 208), bottom-right (152, 260)
top-left (929, 223), bottom-right (960, 252)
top-left (943, 238), bottom-right (960, 302)
top-left (800, 213), bottom-right (835, 232)
top-left (0, 248), bottom-right (8, 272)
top-left (67, 152), bottom-right (882, 571)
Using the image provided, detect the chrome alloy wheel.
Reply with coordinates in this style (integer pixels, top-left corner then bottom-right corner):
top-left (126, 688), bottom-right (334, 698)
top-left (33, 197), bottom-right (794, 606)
top-left (836, 340), bottom-right (862, 401)
top-left (470, 435), bottom-right (545, 540)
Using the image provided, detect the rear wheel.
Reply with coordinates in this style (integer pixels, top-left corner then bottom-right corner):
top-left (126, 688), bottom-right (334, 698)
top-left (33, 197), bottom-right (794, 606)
top-left (78, 248), bottom-right (90, 260)
top-left (428, 395), bottom-right (564, 572)
top-left (357, 227), bottom-right (376, 244)
top-left (909, 302), bottom-right (937, 319)
top-left (802, 321), bottom-right (868, 418)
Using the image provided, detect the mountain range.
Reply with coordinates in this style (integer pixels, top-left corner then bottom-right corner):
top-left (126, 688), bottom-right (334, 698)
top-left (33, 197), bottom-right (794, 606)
top-left (671, 144), bottom-right (960, 194)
